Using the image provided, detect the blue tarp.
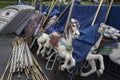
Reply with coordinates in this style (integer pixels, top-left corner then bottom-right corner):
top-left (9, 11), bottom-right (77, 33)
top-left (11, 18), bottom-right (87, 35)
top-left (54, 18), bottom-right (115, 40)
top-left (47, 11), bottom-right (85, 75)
top-left (106, 6), bottom-right (120, 30)
top-left (42, 1), bottom-right (120, 70)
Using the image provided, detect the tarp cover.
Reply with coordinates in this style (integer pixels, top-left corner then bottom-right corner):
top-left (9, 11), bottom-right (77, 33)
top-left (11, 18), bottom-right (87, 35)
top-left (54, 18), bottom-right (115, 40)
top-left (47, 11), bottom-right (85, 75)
top-left (42, 1), bottom-right (120, 70)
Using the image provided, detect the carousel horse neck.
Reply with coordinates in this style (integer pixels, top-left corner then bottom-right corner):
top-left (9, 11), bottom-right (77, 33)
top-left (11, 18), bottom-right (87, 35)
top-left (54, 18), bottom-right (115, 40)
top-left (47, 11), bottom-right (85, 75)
top-left (64, 23), bottom-right (75, 43)
top-left (60, 38), bottom-right (72, 48)
top-left (64, 28), bottom-right (73, 43)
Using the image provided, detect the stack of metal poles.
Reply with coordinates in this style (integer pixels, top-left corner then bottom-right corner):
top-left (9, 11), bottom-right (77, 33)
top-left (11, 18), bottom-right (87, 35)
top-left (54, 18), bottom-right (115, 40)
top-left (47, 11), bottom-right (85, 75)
top-left (0, 36), bottom-right (48, 80)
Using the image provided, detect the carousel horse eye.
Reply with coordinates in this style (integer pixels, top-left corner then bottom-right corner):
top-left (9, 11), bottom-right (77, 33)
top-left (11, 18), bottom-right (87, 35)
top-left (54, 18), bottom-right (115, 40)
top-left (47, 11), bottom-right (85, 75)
top-left (107, 27), bottom-right (111, 29)
top-left (72, 24), bottom-right (76, 27)
top-left (118, 31), bottom-right (120, 33)
top-left (75, 33), bottom-right (78, 35)
top-left (6, 12), bottom-right (10, 15)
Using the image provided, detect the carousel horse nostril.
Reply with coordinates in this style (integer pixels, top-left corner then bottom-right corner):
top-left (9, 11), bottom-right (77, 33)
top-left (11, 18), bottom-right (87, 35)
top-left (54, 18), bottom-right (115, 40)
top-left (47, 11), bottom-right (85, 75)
top-left (75, 32), bottom-right (80, 36)
top-left (75, 33), bottom-right (78, 35)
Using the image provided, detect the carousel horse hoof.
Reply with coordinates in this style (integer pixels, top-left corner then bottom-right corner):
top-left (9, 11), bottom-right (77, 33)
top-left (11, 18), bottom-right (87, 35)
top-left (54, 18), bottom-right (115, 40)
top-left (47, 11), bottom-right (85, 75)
top-left (36, 51), bottom-right (40, 55)
top-left (41, 53), bottom-right (45, 58)
top-left (41, 51), bottom-right (45, 57)
top-left (81, 72), bottom-right (88, 77)
top-left (47, 52), bottom-right (51, 56)
top-left (67, 69), bottom-right (73, 73)
top-left (61, 65), bottom-right (66, 71)
top-left (81, 72), bottom-right (87, 77)
top-left (45, 56), bottom-right (49, 60)
top-left (96, 70), bottom-right (103, 77)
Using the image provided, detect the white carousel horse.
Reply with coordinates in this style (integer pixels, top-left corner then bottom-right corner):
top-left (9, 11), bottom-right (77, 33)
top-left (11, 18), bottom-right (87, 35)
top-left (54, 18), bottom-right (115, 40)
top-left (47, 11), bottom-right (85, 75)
top-left (56, 19), bottom-right (80, 71)
top-left (99, 41), bottom-right (120, 66)
top-left (36, 14), bottom-right (58, 55)
top-left (109, 42), bottom-right (120, 65)
top-left (81, 23), bottom-right (120, 77)
top-left (37, 18), bottom-right (80, 71)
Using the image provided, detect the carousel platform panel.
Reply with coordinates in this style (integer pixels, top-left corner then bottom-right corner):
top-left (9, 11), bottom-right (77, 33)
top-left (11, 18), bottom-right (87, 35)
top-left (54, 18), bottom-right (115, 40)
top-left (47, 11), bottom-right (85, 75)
top-left (0, 35), bottom-right (120, 80)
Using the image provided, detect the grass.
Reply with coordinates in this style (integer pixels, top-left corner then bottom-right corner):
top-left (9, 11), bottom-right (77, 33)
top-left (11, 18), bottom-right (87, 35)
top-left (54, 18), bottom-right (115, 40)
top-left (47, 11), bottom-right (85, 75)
top-left (0, 1), bottom-right (96, 9)
top-left (0, 1), bottom-right (31, 9)
top-left (0, 1), bottom-right (119, 9)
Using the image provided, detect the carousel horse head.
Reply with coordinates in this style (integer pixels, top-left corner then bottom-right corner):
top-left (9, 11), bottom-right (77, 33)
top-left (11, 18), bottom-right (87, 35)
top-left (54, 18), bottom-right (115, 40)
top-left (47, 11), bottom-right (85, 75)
top-left (65, 18), bottom-right (80, 39)
top-left (98, 23), bottom-right (120, 39)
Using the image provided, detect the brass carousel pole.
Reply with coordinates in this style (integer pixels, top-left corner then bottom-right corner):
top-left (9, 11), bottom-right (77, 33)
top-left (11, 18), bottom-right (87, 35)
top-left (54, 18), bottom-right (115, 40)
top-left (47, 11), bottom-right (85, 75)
top-left (41, 0), bottom-right (58, 29)
top-left (105, 0), bottom-right (114, 22)
top-left (91, 0), bottom-right (104, 26)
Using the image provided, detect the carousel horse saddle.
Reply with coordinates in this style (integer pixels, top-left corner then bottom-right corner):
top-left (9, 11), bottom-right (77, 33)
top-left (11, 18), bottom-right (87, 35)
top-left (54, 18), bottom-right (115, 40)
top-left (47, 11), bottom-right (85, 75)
top-left (49, 32), bottom-right (61, 47)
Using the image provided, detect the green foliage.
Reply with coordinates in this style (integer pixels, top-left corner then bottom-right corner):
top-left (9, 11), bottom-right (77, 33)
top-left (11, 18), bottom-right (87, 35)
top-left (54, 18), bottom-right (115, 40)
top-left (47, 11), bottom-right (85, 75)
top-left (0, 1), bottom-right (31, 8)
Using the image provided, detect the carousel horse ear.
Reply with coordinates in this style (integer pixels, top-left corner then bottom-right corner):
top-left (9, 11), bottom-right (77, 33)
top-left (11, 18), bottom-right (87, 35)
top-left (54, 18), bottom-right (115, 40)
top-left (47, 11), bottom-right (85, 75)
top-left (100, 23), bottom-right (106, 27)
top-left (71, 18), bottom-right (75, 22)
top-left (98, 23), bottom-right (106, 33)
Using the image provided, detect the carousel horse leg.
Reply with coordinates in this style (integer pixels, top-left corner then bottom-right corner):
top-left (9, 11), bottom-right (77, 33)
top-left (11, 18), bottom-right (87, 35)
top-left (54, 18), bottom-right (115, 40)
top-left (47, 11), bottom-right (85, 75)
top-left (41, 39), bottom-right (50, 57)
top-left (115, 58), bottom-right (120, 65)
top-left (67, 54), bottom-right (75, 70)
top-left (46, 47), bottom-right (52, 56)
top-left (81, 60), bottom-right (96, 77)
top-left (45, 47), bottom-right (53, 60)
top-left (36, 42), bottom-right (42, 55)
top-left (109, 56), bottom-right (120, 65)
top-left (85, 53), bottom-right (104, 77)
top-left (41, 44), bottom-right (47, 57)
top-left (109, 47), bottom-right (120, 65)
top-left (61, 53), bottom-right (70, 71)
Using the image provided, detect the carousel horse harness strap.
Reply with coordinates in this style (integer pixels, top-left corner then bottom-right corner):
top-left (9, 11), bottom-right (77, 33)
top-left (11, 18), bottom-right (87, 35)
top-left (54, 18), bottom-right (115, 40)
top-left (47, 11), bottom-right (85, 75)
top-left (102, 29), bottom-right (112, 36)
top-left (59, 39), bottom-right (72, 51)
top-left (102, 26), bottom-right (117, 38)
